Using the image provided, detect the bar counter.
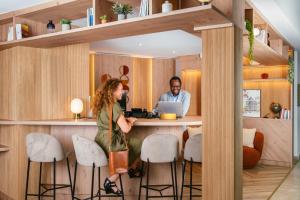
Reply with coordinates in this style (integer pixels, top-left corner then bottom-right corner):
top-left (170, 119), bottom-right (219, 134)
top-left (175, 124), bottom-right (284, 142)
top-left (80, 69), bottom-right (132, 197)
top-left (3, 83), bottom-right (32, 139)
top-left (0, 116), bottom-right (202, 200)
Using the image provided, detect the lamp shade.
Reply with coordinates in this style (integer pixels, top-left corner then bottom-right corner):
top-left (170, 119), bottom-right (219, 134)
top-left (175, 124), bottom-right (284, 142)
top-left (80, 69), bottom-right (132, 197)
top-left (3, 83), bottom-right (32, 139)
top-left (71, 98), bottom-right (83, 114)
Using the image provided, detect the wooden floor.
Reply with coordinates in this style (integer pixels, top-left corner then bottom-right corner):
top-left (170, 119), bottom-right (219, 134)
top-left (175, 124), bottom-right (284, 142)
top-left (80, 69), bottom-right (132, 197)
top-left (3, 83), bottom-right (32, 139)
top-left (182, 163), bottom-right (291, 200)
top-left (20, 163), bottom-right (290, 200)
top-left (243, 165), bottom-right (291, 200)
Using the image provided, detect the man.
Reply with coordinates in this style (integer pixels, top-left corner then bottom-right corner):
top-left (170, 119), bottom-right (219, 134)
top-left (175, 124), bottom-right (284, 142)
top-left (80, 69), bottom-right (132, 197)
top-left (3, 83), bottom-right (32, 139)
top-left (153, 76), bottom-right (191, 116)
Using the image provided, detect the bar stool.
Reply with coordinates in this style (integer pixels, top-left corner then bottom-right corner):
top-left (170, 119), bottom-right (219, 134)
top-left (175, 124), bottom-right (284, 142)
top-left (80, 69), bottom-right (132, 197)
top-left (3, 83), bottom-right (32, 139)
top-left (180, 134), bottom-right (202, 200)
top-left (71, 135), bottom-right (125, 200)
top-left (138, 134), bottom-right (179, 200)
top-left (25, 133), bottom-right (72, 200)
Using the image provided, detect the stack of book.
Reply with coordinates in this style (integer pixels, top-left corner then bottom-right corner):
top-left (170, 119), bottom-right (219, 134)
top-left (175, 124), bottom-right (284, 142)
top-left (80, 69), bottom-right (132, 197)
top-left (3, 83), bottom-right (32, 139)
top-left (280, 108), bottom-right (291, 120)
top-left (139, 0), bottom-right (149, 17)
top-left (87, 7), bottom-right (94, 26)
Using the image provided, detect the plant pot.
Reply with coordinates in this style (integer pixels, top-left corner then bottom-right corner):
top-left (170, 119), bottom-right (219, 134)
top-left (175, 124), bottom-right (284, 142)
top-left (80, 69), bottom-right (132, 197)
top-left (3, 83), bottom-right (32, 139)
top-left (61, 24), bottom-right (71, 31)
top-left (118, 14), bottom-right (125, 21)
top-left (101, 19), bottom-right (107, 24)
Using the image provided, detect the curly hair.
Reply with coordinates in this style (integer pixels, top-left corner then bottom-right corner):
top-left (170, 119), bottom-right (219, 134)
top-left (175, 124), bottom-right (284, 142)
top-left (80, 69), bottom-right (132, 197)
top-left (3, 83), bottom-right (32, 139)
top-left (93, 78), bottom-right (122, 115)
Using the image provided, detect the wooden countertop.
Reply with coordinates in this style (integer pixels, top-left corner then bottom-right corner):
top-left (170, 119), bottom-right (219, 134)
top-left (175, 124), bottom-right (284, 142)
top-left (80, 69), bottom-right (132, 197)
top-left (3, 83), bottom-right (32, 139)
top-left (0, 116), bottom-right (202, 126)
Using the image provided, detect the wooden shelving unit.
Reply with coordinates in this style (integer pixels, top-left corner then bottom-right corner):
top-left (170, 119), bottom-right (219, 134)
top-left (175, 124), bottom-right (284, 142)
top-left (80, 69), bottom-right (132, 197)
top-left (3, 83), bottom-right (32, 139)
top-left (0, 144), bottom-right (9, 152)
top-left (0, 4), bottom-right (231, 50)
top-left (243, 36), bottom-right (288, 66)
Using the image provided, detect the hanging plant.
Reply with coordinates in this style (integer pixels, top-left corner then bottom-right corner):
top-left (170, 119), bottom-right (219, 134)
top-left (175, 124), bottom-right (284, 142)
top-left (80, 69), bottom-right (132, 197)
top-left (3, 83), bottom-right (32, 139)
top-left (245, 19), bottom-right (254, 63)
top-left (288, 56), bottom-right (294, 84)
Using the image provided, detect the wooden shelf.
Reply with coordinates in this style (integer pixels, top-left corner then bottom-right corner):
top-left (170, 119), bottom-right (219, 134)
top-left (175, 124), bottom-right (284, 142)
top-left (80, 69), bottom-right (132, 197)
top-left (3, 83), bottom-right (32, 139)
top-left (0, 144), bottom-right (9, 152)
top-left (0, 5), bottom-right (232, 50)
top-left (243, 36), bottom-right (288, 66)
top-left (2, 0), bottom-right (92, 24)
top-left (244, 78), bottom-right (288, 82)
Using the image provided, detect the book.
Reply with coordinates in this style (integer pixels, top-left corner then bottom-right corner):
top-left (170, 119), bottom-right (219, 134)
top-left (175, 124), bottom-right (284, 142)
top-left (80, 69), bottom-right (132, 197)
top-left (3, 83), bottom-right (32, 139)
top-left (87, 7), bottom-right (94, 26)
top-left (7, 26), bottom-right (14, 41)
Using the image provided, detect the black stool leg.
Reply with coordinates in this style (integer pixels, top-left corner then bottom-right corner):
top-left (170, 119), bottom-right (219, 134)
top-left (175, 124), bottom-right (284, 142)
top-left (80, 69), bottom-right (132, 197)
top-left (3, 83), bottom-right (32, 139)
top-left (38, 162), bottom-right (42, 200)
top-left (53, 158), bottom-right (56, 200)
top-left (138, 161), bottom-right (144, 200)
top-left (189, 159), bottom-right (193, 200)
top-left (91, 163), bottom-right (95, 200)
top-left (119, 174), bottom-right (125, 200)
top-left (66, 157), bottom-right (73, 196)
top-left (180, 160), bottom-right (186, 200)
top-left (25, 158), bottom-right (31, 200)
top-left (170, 162), bottom-right (175, 200)
top-left (72, 161), bottom-right (78, 200)
top-left (146, 159), bottom-right (150, 200)
top-left (98, 167), bottom-right (101, 200)
top-left (174, 159), bottom-right (178, 200)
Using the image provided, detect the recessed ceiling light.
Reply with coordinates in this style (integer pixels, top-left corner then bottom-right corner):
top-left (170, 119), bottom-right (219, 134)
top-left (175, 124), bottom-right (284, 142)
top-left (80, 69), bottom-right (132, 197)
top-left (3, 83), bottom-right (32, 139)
top-left (138, 42), bottom-right (142, 47)
top-left (172, 50), bottom-right (176, 54)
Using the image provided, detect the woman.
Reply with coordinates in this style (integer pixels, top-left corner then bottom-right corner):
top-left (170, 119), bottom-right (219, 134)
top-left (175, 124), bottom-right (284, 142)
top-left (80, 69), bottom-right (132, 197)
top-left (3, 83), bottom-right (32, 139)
top-left (93, 78), bottom-right (142, 195)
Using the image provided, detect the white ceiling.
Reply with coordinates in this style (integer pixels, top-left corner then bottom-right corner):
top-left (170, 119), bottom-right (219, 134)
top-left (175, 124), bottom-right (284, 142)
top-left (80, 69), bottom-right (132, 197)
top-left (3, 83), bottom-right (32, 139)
top-left (90, 30), bottom-right (202, 58)
top-left (250, 0), bottom-right (300, 51)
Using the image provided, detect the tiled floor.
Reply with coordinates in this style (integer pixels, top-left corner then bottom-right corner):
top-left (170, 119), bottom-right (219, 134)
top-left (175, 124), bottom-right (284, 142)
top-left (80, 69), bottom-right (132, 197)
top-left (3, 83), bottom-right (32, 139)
top-left (270, 162), bottom-right (300, 200)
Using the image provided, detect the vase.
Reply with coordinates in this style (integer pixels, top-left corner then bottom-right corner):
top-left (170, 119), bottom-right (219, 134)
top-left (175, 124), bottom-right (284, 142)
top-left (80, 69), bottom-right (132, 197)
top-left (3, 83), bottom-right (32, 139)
top-left (61, 24), bottom-right (71, 31)
top-left (47, 20), bottom-right (55, 33)
top-left (118, 14), bottom-right (125, 21)
top-left (261, 73), bottom-right (269, 79)
top-left (162, 1), bottom-right (173, 13)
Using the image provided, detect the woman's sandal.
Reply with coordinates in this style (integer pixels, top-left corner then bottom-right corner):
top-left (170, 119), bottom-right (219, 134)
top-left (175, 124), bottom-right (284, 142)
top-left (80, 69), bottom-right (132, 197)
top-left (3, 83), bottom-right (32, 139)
top-left (103, 178), bottom-right (123, 195)
top-left (128, 168), bottom-right (144, 178)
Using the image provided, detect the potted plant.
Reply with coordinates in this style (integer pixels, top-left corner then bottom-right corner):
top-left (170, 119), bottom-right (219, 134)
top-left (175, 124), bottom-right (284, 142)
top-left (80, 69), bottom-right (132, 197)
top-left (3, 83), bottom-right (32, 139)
top-left (60, 19), bottom-right (71, 31)
top-left (99, 15), bottom-right (107, 24)
top-left (112, 2), bottom-right (133, 20)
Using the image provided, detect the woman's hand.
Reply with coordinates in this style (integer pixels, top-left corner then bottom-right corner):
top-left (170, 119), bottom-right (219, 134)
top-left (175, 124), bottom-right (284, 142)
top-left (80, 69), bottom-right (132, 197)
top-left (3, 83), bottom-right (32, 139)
top-left (126, 117), bottom-right (137, 125)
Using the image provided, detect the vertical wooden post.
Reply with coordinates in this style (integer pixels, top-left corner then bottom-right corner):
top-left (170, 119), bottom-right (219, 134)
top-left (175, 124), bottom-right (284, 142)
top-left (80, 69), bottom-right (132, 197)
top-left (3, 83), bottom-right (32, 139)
top-left (200, 0), bottom-right (244, 199)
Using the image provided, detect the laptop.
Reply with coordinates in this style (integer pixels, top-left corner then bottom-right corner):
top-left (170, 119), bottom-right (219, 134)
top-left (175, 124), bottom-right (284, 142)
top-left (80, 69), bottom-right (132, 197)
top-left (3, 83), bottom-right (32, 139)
top-left (157, 101), bottom-right (183, 118)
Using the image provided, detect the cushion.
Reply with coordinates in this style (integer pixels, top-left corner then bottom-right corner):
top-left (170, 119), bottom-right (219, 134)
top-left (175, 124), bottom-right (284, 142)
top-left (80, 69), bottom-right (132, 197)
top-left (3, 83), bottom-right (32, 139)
top-left (187, 126), bottom-right (202, 137)
top-left (243, 128), bottom-right (256, 148)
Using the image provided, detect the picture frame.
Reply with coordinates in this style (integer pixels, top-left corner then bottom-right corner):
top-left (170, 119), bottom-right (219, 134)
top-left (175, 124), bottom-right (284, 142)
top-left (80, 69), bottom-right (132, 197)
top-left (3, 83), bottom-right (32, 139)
top-left (243, 89), bottom-right (261, 117)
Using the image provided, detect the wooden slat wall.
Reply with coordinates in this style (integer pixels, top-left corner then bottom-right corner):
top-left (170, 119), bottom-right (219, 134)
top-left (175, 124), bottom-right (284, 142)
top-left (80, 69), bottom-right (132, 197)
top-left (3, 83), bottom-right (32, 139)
top-left (132, 57), bottom-right (152, 110)
top-left (181, 70), bottom-right (201, 116)
top-left (175, 55), bottom-right (201, 116)
top-left (151, 58), bottom-right (175, 109)
top-left (201, 27), bottom-right (238, 200)
top-left (0, 44), bottom-right (89, 120)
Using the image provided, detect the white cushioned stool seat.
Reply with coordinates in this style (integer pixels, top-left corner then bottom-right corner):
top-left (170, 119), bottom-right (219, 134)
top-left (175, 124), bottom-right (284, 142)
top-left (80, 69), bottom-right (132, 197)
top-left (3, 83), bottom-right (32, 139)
top-left (72, 135), bottom-right (108, 167)
top-left (184, 134), bottom-right (202, 162)
top-left (26, 133), bottom-right (65, 162)
top-left (141, 134), bottom-right (179, 163)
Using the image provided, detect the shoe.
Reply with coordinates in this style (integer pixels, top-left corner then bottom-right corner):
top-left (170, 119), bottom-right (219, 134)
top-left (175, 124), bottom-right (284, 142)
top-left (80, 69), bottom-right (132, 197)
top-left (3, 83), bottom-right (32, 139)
top-left (128, 167), bottom-right (144, 178)
top-left (103, 178), bottom-right (123, 195)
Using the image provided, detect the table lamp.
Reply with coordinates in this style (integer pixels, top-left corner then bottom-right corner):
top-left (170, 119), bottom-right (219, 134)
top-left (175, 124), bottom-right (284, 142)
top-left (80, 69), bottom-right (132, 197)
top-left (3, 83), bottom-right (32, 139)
top-left (71, 98), bottom-right (83, 119)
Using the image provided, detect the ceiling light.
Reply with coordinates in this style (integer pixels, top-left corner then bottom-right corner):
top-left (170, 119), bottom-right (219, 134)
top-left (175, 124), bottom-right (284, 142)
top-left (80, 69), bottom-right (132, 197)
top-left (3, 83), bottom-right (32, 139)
top-left (172, 50), bottom-right (176, 54)
top-left (138, 42), bottom-right (142, 47)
